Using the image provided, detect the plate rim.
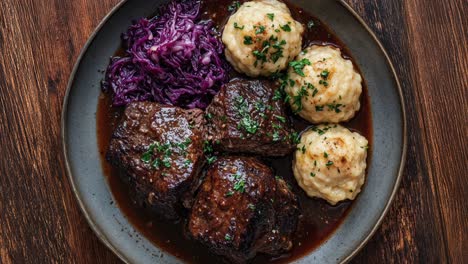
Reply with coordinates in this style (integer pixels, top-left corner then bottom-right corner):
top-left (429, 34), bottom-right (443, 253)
top-left (61, 0), bottom-right (407, 263)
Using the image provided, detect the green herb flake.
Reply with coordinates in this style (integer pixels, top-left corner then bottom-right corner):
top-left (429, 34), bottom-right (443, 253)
top-left (321, 70), bottom-right (330, 79)
top-left (327, 103), bottom-right (343, 113)
top-left (315, 105), bottom-right (324, 112)
top-left (319, 79), bottom-right (329, 87)
top-left (272, 89), bottom-right (283, 101)
top-left (280, 23), bottom-right (291, 32)
top-left (272, 131), bottom-right (281, 142)
top-left (225, 234), bottom-right (232, 241)
top-left (324, 152), bottom-right (328, 158)
top-left (307, 20), bottom-right (315, 29)
top-left (289, 59), bottom-right (311, 77)
top-left (310, 172), bottom-right (316, 177)
top-left (267, 13), bottom-right (275, 21)
top-left (228, 1), bottom-right (240, 12)
top-left (206, 156), bottom-right (217, 165)
top-left (289, 132), bottom-right (300, 145)
top-left (248, 203), bottom-right (256, 210)
top-left (233, 179), bottom-right (246, 193)
top-left (326, 161), bottom-right (334, 167)
top-left (234, 22), bottom-right (244, 30)
top-left (275, 115), bottom-right (286, 123)
top-left (255, 25), bottom-right (266, 34)
top-left (244, 36), bottom-right (253, 45)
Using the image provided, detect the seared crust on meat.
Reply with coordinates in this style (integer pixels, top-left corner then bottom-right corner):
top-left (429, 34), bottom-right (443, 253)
top-left (107, 102), bottom-right (205, 220)
top-left (188, 157), bottom-right (299, 263)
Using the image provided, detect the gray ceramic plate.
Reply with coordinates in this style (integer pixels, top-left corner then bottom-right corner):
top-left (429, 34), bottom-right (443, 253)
top-left (62, 0), bottom-right (406, 263)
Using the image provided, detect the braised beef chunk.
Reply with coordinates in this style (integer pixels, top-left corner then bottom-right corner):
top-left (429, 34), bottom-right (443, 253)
top-left (188, 157), bottom-right (299, 263)
top-left (107, 102), bottom-right (205, 220)
top-left (205, 79), bottom-right (295, 156)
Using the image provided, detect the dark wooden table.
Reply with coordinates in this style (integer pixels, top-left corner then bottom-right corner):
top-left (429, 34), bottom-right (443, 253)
top-left (0, 0), bottom-right (466, 263)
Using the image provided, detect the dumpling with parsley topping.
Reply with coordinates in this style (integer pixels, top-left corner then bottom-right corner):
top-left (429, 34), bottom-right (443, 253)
top-left (293, 124), bottom-right (369, 205)
top-left (285, 45), bottom-right (362, 123)
top-left (222, 0), bottom-right (304, 77)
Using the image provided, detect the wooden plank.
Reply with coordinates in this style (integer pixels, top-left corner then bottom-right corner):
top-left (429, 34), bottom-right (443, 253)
top-left (347, 0), bottom-right (467, 263)
top-left (0, 0), bottom-right (120, 263)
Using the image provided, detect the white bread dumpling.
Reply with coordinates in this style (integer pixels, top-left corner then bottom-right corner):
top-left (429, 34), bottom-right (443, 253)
top-left (285, 45), bottom-right (362, 123)
top-left (293, 124), bottom-right (368, 205)
top-left (222, 0), bottom-right (304, 77)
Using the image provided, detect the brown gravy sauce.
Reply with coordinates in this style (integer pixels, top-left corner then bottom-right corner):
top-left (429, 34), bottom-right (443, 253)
top-left (97, 1), bottom-right (373, 263)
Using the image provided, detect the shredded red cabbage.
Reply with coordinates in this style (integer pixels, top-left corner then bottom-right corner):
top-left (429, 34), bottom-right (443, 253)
top-left (102, 0), bottom-right (229, 109)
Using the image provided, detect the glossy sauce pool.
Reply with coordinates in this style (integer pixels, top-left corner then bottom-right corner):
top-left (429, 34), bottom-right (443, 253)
top-left (97, 1), bottom-right (373, 263)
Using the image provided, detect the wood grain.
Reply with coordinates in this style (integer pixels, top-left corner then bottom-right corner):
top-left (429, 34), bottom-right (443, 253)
top-left (0, 0), bottom-right (466, 263)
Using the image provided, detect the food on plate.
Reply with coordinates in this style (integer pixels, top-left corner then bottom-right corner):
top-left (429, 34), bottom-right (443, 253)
top-left (285, 45), bottom-right (362, 123)
top-left (222, 0), bottom-right (304, 77)
top-left (205, 78), bottom-right (295, 156)
top-left (99, 0), bottom-right (373, 262)
top-left (293, 124), bottom-right (369, 205)
top-left (106, 102), bottom-right (206, 219)
top-left (102, 0), bottom-right (229, 109)
top-left (188, 157), bottom-right (299, 263)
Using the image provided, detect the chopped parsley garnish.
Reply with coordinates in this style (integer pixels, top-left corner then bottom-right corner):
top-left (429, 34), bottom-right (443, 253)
top-left (203, 140), bottom-right (217, 165)
top-left (253, 50), bottom-right (267, 65)
top-left (310, 172), bottom-right (316, 177)
top-left (183, 159), bottom-right (192, 167)
top-left (141, 141), bottom-right (175, 169)
top-left (312, 87), bottom-right (319, 97)
top-left (227, 1), bottom-right (240, 12)
top-left (206, 156), bottom-right (217, 165)
top-left (203, 140), bottom-right (213, 153)
top-left (321, 69), bottom-right (330, 79)
top-left (312, 126), bottom-right (327, 135)
top-left (254, 25), bottom-right (266, 34)
top-left (319, 79), bottom-right (329, 87)
top-left (327, 103), bottom-right (343, 113)
top-left (225, 234), bottom-right (232, 241)
top-left (324, 152), bottom-right (328, 158)
top-left (233, 179), bottom-right (246, 193)
top-left (280, 23), bottom-right (291, 32)
top-left (234, 22), bottom-right (244, 30)
top-left (248, 204), bottom-right (256, 210)
top-left (267, 13), bottom-right (275, 21)
top-left (315, 105), bottom-right (324, 112)
top-left (240, 117), bottom-right (259, 134)
top-left (290, 132), bottom-right (301, 144)
top-left (292, 86), bottom-right (309, 113)
top-left (141, 143), bottom-right (156, 163)
top-left (272, 89), bottom-right (283, 101)
top-left (272, 131), bottom-right (281, 142)
top-left (235, 96), bottom-right (259, 135)
top-left (244, 36), bottom-right (253, 45)
top-left (289, 59), bottom-right (311, 77)
top-left (300, 145), bottom-right (306, 154)
top-left (326, 161), bottom-right (334, 167)
top-left (275, 115), bottom-right (286, 123)
top-left (307, 20), bottom-right (315, 29)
